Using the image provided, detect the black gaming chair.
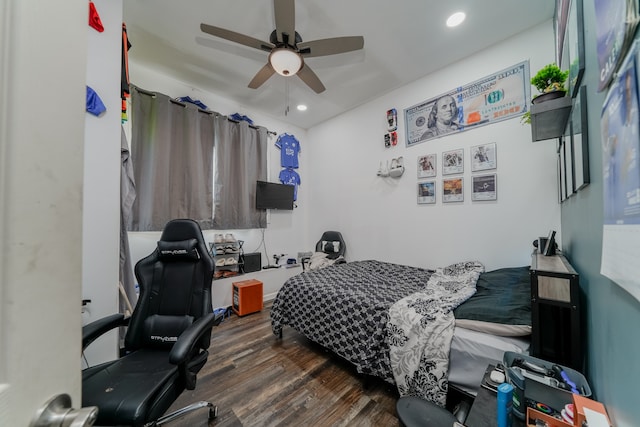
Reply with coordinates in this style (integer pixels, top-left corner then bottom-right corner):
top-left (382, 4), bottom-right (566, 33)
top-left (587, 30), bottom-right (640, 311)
top-left (82, 219), bottom-right (220, 426)
top-left (314, 230), bottom-right (346, 260)
top-left (302, 231), bottom-right (347, 271)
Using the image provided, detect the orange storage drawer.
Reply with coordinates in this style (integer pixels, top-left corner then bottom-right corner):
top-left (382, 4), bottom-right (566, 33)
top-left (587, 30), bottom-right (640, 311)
top-left (232, 279), bottom-right (263, 316)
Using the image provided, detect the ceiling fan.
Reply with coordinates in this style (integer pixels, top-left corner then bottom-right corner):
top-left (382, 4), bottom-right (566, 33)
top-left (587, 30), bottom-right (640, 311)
top-left (200, 0), bottom-right (364, 93)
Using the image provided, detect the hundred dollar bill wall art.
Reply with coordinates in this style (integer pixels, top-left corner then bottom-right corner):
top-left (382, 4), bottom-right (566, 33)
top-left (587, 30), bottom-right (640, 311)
top-left (404, 61), bottom-right (531, 147)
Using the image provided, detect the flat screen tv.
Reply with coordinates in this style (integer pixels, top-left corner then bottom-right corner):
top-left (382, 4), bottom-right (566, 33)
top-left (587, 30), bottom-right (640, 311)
top-left (255, 180), bottom-right (294, 210)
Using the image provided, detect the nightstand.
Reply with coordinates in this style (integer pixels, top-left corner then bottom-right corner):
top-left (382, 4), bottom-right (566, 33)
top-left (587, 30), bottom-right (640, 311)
top-left (530, 250), bottom-right (582, 370)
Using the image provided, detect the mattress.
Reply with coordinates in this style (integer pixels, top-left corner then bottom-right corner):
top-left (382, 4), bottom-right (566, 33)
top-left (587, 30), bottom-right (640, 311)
top-left (448, 326), bottom-right (530, 395)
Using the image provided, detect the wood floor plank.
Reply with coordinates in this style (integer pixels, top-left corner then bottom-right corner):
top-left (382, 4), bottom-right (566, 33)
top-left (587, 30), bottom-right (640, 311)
top-left (165, 301), bottom-right (401, 426)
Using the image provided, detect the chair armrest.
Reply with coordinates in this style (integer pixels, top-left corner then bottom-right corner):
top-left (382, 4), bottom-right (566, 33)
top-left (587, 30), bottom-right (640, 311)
top-left (82, 313), bottom-right (130, 350)
top-left (169, 313), bottom-right (220, 365)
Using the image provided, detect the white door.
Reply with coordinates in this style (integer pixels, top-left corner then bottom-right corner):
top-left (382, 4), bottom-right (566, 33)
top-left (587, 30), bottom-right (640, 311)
top-left (0, 1), bottom-right (89, 425)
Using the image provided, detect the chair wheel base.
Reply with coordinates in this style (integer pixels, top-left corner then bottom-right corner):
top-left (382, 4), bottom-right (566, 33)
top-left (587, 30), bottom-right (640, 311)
top-left (209, 405), bottom-right (218, 420)
top-left (152, 401), bottom-right (217, 426)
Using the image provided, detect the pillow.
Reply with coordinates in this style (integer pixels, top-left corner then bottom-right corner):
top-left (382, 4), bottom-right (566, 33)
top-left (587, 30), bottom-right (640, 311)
top-left (453, 266), bottom-right (531, 333)
top-left (321, 240), bottom-right (340, 253)
top-left (157, 238), bottom-right (200, 261)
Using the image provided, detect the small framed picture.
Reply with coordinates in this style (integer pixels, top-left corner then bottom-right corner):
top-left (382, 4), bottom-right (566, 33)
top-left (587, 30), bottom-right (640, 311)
top-left (387, 108), bottom-right (398, 132)
top-left (417, 154), bottom-right (437, 178)
top-left (563, 122), bottom-right (574, 199)
top-left (384, 131), bottom-right (398, 148)
top-left (558, 139), bottom-right (567, 202)
top-left (443, 177), bottom-right (463, 202)
top-left (442, 148), bottom-right (464, 175)
top-left (571, 86), bottom-right (590, 191)
top-left (472, 174), bottom-right (497, 201)
top-left (417, 181), bottom-right (436, 204)
top-left (471, 142), bottom-right (497, 172)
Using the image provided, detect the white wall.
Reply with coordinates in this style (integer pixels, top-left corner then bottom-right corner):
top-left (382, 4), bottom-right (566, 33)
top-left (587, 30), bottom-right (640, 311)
top-left (81, 0), bottom-right (123, 366)
top-left (305, 21), bottom-right (561, 271)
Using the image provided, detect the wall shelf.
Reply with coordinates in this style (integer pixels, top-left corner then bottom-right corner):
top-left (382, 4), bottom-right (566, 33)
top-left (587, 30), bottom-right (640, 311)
top-left (530, 96), bottom-right (572, 142)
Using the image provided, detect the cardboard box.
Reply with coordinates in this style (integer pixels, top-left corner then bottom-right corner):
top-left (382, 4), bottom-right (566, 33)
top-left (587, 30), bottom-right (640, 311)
top-left (573, 395), bottom-right (611, 427)
top-left (527, 407), bottom-right (572, 427)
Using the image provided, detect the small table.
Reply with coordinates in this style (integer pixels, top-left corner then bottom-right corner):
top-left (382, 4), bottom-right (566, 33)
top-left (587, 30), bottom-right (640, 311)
top-left (465, 365), bottom-right (525, 427)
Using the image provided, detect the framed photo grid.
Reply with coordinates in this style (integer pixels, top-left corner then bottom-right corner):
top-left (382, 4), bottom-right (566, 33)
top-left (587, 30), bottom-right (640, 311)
top-left (414, 143), bottom-right (500, 204)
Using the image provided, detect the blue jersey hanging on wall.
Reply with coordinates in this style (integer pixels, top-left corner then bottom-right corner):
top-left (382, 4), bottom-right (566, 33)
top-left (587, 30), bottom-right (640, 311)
top-left (275, 133), bottom-right (300, 168)
top-left (279, 167), bottom-right (301, 201)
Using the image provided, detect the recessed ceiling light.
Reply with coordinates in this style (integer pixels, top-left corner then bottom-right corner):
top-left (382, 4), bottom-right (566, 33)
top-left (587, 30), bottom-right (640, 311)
top-left (446, 12), bottom-right (466, 28)
top-left (297, 104), bottom-right (307, 111)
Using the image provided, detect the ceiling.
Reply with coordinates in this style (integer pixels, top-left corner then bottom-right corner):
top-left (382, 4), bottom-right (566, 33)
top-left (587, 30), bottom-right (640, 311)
top-left (124, 0), bottom-right (555, 130)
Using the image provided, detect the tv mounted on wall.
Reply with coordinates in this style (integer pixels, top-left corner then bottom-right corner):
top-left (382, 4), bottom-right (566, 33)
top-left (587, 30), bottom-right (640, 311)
top-left (255, 180), bottom-right (294, 210)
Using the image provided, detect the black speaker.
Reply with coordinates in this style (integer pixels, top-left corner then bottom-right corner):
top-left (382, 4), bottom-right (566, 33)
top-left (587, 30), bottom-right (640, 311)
top-left (242, 252), bottom-right (262, 273)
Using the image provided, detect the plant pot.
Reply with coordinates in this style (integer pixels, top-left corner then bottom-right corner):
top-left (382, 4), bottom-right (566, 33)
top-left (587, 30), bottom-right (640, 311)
top-left (532, 90), bottom-right (567, 104)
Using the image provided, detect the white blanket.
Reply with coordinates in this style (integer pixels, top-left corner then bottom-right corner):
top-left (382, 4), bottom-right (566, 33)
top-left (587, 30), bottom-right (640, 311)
top-left (387, 261), bottom-right (484, 406)
top-left (307, 251), bottom-right (346, 270)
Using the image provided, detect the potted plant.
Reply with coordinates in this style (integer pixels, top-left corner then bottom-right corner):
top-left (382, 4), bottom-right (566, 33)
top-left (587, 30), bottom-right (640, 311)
top-left (530, 63), bottom-right (569, 104)
top-left (521, 63), bottom-right (569, 124)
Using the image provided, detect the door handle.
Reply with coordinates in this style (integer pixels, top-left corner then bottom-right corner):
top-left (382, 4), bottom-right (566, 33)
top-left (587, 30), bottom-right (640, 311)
top-left (31, 394), bottom-right (98, 427)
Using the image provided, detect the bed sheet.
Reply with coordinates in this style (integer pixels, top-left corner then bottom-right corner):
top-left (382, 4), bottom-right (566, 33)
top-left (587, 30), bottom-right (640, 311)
top-left (448, 326), bottom-right (530, 395)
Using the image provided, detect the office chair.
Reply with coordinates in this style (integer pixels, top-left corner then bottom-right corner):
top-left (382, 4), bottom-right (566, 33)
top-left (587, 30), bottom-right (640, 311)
top-left (82, 219), bottom-right (220, 426)
top-left (302, 231), bottom-right (346, 270)
top-left (314, 231), bottom-right (346, 259)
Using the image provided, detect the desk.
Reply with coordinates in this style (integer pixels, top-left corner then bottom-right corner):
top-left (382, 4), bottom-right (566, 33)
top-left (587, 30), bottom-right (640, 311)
top-left (465, 365), bottom-right (524, 427)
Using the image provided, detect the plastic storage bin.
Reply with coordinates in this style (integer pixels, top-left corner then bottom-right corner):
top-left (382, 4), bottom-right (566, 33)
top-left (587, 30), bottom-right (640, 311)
top-left (503, 351), bottom-right (591, 419)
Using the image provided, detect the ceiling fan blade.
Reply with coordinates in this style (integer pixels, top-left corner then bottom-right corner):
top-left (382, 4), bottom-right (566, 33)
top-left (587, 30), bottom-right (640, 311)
top-left (297, 63), bottom-right (326, 93)
top-left (274, 0), bottom-right (295, 45)
top-left (248, 63), bottom-right (276, 89)
top-left (200, 23), bottom-right (274, 52)
top-left (298, 36), bottom-right (364, 58)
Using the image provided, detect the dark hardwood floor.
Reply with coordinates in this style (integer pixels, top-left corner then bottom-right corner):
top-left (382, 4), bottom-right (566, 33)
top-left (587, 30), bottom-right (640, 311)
top-left (167, 301), bottom-right (401, 426)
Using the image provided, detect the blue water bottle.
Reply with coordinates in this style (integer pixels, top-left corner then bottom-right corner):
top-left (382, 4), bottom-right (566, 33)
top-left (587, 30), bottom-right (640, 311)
top-left (497, 382), bottom-right (514, 427)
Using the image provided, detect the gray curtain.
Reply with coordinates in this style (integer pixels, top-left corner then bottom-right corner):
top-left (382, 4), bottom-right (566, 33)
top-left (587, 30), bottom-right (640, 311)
top-left (120, 127), bottom-right (137, 313)
top-left (212, 117), bottom-right (267, 229)
top-left (129, 88), bottom-right (214, 231)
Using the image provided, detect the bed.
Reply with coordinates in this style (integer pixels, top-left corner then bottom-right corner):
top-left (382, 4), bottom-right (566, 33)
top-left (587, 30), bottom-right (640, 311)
top-left (270, 259), bottom-right (531, 406)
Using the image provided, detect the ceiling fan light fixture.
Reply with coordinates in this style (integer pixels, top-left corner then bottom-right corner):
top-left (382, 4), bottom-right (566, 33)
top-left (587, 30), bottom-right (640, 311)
top-left (269, 48), bottom-right (303, 76)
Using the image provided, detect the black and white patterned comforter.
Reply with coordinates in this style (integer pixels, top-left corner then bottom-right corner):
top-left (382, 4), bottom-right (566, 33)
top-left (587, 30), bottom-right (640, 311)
top-left (270, 260), bottom-right (482, 405)
top-left (388, 261), bottom-right (483, 405)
